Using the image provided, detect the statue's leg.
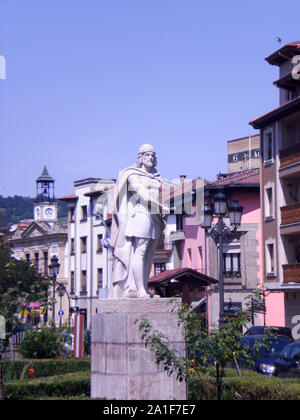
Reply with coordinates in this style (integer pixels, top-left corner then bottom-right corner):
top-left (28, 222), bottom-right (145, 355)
top-left (110, 241), bottom-right (138, 298)
top-left (143, 238), bottom-right (159, 292)
top-left (132, 238), bottom-right (151, 298)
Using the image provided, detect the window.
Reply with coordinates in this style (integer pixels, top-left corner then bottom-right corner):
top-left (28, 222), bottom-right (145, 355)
top-left (97, 234), bottom-right (103, 253)
top-left (69, 207), bottom-right (75, 223)
top-left (265, 184), bottom-right (274, 220)
top-left (176, 214), bottom-right (183, 231)
top-left (187, 248), bottom-right (192, 268)
top-left (198, 246), bottom-right (203, 272)
top-left (70, 238), bottom-right (75, 254)
top-left (25, 253), bottom-right (30, 262)
top-left (71, 271), bottom-right (75, 294)
top-left (81, 205), bottom-right (87, 221)
top-left (253, 149), bottom-right (260, 158)
top-left (223, 252), bottom-right (241, 277)
top-left (81, 236), bottom-right (87, 254)
top-left (154, 263), bottom-right (166, 275)
top-left (43, 251), bottom-right (48, 276)
top-left (265, 240), bottom-right (276, 276)
top-left (34, 253), bottom-right (39, 271)
top-left (264, 129), bottom-right (273, 163)
top-left (233, 154), bottom-right (238, 161)
top-left (97, 268), bottom-right (103, 290)
top-left (81, 270), bottom-right (87, 293)
top-left (285, 90), bottom-right (296, 102)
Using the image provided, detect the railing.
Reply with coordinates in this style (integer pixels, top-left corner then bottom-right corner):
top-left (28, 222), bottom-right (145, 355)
top-left (283, 264), bottom-right (300, 283)
top-left (280, 143), bottom-right (300, 168)
top-left (281, 203), bottom-right (300, 225)
top-left (156, 240), bottom-right (173, 251)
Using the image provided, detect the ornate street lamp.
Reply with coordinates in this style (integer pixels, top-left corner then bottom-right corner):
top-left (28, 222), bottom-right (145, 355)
top-left (49, 255), bottom-right (60, 325)
top-left (202, 193), bottom-right (244, 325)
top-left (57, 283), bottom-right (65, 328)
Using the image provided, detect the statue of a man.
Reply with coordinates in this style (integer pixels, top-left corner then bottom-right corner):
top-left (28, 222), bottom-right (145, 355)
top-left (109, 144), bottom-right (167, 298)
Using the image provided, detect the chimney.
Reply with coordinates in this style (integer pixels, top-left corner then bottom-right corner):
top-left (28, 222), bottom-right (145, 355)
top-left (180, 175), bottom-right (186, 184)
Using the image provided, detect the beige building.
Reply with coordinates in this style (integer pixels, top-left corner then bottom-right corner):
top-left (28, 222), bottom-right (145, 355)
top-left (9, 167), bottom-right (69, 327)
top-left (227, 134), bottom-right (261, 174)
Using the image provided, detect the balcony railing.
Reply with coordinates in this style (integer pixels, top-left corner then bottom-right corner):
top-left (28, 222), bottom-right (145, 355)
top-left (281, 203), bottom-right (300, 225)
top-left (283, 264), bottom-right (300, 284)
top-left (280, 143), bottom-right (300, 168)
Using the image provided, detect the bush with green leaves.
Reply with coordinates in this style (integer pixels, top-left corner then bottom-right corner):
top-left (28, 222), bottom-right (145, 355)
top-left (18, 327), bottom-right (64, 359)
top-left (2, 359), bottom-right (90, 382)
top-left (137, 290), bottom-right (272, 400)
top-left (4, 371), bottom-right (90, 400)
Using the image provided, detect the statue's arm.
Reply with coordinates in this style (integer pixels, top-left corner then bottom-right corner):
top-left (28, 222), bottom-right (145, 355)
top-left (128, 174), bottom-right (163, 212)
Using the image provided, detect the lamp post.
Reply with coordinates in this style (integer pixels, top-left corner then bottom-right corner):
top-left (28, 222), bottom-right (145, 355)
top-left (56, 281), bottom-right (71, 329)
top-left (49, 255), bottom-right (60, 326)
top-left (202, 193), bottom-right (244, 326)
top-left (57, 283), bottom-right (65, 329)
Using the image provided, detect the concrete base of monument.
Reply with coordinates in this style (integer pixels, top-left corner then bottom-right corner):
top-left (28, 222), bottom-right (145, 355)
top-left (91, 298), bottom-right (186, 400)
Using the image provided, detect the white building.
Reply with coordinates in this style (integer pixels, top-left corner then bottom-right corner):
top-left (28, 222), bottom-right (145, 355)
top-left (59, 177), bottom-right (115, 329)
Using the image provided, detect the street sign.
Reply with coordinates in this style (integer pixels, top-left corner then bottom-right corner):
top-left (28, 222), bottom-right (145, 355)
top-left (58, 310), bottom-right (64, 316)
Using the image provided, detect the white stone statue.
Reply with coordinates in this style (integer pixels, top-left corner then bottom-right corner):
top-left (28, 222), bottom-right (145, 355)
top-left (109, 144), bottom-right (167, 298)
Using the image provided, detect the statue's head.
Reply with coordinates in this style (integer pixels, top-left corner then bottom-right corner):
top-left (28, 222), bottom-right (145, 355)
top-left (136, 144), bottom-right (157, 171)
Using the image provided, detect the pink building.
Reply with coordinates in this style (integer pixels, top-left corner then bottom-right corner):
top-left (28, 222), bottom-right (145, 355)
top-left (171, 169), bottom-right (263, 327)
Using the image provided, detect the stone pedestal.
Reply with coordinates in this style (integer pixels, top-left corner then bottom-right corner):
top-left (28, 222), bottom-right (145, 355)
top-left (91, 298), bottom-right (186, 400)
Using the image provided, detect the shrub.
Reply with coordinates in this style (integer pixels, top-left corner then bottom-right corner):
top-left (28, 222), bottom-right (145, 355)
top-left (188, 370), bottom-right (300, 400)
top-left (18, 327), bottom-right (63, 359)
top-left (2, 359), bottom-right (90, 382)
top-left (4, 371), bottom-right (90, 400)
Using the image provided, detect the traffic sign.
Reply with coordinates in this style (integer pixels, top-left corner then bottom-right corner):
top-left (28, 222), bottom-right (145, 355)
top-left (58, 310), bottom-right (64, 316)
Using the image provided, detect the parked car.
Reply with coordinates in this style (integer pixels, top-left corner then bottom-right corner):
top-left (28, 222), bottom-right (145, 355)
top-left (242, 335), bottom-right (293, 376)
top-left (273, 343), bottom-right (300, 378)
top-left (244, 326), bottom-right (294, 341)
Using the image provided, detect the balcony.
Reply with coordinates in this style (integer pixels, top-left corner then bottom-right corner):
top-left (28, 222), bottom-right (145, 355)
top-left (279, 143), bottom-right (300, 169)
top-left (281, 203), bottom-right (300, 225)
top-left (283, 264), bottom-right (300, 284)
top-left (169, 230), bottom-right (186, 242)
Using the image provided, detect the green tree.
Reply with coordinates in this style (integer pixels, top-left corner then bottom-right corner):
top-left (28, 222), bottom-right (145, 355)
top-left (18, 326), bottom-right (63, 359)
top-left (0, 242), bottom-right (51, 399)
top-left (137, 290), bottom-right (269, 400)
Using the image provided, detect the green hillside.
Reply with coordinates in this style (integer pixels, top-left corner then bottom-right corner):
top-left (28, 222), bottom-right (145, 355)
top-left (0, 196), bottom-right (68, 228)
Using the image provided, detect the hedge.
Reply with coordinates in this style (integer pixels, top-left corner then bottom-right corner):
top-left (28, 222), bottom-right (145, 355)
top-left (4, 371), bottom-right (90, 400)
top-left (2, 359), bottom-right (90, 382)
top-left (188, 370), bottom-right (300, 400)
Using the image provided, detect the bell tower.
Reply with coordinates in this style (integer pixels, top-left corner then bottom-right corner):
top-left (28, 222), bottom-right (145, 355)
top-left (34, 166), bottom-right (58, 223)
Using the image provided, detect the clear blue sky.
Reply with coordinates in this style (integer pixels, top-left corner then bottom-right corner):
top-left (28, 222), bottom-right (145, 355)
top-left (1, 0), bottom-right (299, 198)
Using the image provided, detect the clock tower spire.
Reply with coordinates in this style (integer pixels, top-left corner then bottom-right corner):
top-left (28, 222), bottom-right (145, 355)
top-left (34, 166), bottom-right (58, 223)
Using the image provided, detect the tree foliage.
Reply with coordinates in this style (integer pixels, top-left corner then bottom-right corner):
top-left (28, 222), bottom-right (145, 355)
top-left (18, 327), bottom-right (64, 359)
top-left (0, 243), bottom-right (51, 353)
top-left (137, 290), bottom-right (270, 400)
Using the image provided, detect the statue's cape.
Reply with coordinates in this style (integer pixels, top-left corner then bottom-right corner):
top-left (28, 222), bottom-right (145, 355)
top-left (110, 165), bottom-right (161, 284)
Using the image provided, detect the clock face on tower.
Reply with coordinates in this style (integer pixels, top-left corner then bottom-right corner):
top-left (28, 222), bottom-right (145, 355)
top-left (45, 207), bottom-right (54, 218)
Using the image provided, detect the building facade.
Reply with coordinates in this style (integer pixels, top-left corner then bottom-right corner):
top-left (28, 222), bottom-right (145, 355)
top-left (250, 41), bottom-right (300, 340)
top-left (227, 134), bottom-right (260, 174)
top-left (9, 167), bottom-right (69, 327)
top-left (205, 170), bottom-right (263, 327)
top-left (59, 177), bottom-right (115, 329)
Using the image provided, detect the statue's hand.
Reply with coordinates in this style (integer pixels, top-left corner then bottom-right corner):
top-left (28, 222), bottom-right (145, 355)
top-left (161, 205), bottom-right (170, 215)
